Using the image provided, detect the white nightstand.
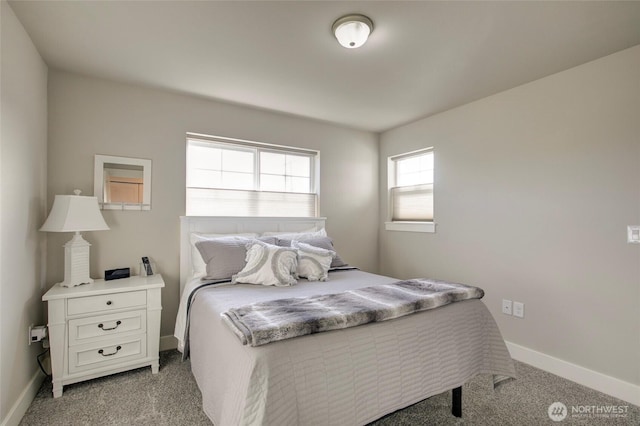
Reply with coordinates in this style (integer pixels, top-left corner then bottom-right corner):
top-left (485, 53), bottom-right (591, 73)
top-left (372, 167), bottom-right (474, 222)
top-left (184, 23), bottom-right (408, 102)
top-left (42, 274), bottom-right (164, 398)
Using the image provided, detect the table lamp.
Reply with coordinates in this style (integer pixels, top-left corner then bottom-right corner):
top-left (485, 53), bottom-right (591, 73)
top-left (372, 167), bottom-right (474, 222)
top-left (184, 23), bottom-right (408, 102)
top-left (40, 189), bottom-right (110, 287)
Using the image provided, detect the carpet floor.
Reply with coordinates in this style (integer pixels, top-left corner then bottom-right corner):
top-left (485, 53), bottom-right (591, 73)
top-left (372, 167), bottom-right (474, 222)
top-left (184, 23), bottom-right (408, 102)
top-left (20, 350), bottom-right (638, 425)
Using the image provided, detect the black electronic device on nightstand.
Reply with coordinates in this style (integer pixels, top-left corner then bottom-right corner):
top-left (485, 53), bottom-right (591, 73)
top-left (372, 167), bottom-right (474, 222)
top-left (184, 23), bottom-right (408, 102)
top-left (105, 268), bottom-right (130, 281)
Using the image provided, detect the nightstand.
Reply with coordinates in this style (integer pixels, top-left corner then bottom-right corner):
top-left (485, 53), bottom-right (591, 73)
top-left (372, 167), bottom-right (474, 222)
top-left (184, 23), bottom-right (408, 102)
top-left (42, 274), bottom-right (164, 398)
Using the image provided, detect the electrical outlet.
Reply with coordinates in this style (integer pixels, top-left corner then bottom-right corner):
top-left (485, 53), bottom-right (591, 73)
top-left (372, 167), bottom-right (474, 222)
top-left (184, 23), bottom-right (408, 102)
top-left (28, 324), bottom-right (34, 346)
top-left (513, 302), bottom-right (525, 318)
top-left (502, 299), bottom-right (512, 315)
top-left (29, 325), bottom-right (48, 344)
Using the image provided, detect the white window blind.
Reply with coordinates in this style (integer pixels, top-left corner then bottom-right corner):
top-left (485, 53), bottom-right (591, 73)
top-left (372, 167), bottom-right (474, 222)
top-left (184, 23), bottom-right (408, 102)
top-left (390, 184), bottom-right (433, 221)
top-left (186, 135), bottom-right (318, 217)
top-left (389, 149), bottom-right (434, 222)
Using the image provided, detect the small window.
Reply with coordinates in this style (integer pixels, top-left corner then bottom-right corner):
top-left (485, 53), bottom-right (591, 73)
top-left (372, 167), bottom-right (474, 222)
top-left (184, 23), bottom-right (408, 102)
top-left (186, 134), bottom-right (318, 217)
top-left (386, 148), bottom-right (435, 232)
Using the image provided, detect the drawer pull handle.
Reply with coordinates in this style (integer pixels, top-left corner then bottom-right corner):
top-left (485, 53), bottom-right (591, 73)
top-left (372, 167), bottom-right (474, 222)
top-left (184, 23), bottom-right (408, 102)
top-left (106, 301), bottom-right (113, 306)
top-left (98, 320), bottom-right (121, 331)
top-left (98, 345), bottom-right (122, 357)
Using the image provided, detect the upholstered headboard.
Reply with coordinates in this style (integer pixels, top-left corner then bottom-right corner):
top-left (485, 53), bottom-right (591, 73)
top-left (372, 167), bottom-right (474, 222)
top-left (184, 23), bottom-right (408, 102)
top-left (179, 216), bottom-right (326, 294)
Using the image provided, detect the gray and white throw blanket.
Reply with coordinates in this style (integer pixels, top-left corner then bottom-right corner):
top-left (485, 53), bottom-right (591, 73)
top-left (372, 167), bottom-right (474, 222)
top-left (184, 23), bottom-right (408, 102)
top-left (222, 278), bottom-right (484, 347)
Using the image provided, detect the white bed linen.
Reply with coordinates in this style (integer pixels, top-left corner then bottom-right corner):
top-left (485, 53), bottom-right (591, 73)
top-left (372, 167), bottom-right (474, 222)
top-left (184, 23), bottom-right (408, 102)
top-left (184, 270), bottom-right (515, 425)
top-left (174, 271), bottom-right (205, 353)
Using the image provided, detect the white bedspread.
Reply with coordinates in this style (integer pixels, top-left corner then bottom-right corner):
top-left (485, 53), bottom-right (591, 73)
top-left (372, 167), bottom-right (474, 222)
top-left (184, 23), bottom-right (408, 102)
top-left (185, 270), bottom-right (515, 425)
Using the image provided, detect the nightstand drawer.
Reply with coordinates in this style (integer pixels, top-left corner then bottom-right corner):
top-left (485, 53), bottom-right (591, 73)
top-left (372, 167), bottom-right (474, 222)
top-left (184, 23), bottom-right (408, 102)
top-left (67, 290), bottom-right (146, 316)
top-left (69, 335), bottom-right (147, 374)
top-left (68, 310), bottom-right (147, 346)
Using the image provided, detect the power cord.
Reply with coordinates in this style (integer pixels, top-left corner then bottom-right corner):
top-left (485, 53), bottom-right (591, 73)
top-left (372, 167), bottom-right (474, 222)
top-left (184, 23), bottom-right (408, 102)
top-left (37, 347), bottom-right (51, 378)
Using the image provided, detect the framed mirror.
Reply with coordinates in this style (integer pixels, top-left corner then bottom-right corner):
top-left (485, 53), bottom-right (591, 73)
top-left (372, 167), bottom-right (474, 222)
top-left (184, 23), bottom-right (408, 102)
top-left (94, 155), bottom-right (151, 210)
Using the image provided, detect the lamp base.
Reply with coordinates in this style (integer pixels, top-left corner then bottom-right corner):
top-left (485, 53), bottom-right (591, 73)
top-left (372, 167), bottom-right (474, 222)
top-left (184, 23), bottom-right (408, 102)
top-left (60, 232), bottom-right (95, 287)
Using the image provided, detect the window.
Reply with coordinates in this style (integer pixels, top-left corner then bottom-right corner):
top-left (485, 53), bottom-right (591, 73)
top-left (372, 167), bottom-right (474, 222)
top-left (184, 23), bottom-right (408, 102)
top-left (386, 148), bottom-right (435, 233)
top-left (186, 134), bottom-right (318, 217)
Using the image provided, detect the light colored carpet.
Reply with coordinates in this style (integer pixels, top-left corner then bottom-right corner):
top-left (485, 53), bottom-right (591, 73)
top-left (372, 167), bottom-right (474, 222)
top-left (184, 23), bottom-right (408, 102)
top-left (19, 350), bottom-right (638, 425)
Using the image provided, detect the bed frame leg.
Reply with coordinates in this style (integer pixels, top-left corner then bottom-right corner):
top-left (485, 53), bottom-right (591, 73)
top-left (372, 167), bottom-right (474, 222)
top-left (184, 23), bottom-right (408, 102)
top-left (452, 386), bottom-right (462, 417)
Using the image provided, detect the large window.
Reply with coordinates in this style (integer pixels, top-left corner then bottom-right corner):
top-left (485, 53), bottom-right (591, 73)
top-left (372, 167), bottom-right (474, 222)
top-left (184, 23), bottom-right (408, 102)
top-left (186, 134), bottom-right (318, 217)
top-left (386, 148), bottom-right (434, 232)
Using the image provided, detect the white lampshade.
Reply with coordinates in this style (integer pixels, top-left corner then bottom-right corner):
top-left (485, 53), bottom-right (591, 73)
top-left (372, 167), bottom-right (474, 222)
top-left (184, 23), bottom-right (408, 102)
top-left (41, 190), bottom-right (109, 232)
top-left (332, 14), bottom-right (374, 49)
top-left (41, 190), bottom-right (109, 287)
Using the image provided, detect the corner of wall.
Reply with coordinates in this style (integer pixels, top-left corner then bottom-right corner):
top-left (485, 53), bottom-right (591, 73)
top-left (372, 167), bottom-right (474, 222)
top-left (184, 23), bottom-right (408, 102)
top-left (1, 1), bottom-right (49, 424)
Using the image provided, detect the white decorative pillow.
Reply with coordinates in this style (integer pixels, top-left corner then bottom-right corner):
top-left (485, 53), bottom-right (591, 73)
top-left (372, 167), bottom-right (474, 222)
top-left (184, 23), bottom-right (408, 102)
top-left (232, 241), bottom-right (298, 286)
top-left (293, 241), bottom-right (335, 282)
top-left (189, 232), bottom-right (258, 276)
top-left (261, 227), bottom-right (327, 241)
top-left (277, 236), bottom-right (347, 268)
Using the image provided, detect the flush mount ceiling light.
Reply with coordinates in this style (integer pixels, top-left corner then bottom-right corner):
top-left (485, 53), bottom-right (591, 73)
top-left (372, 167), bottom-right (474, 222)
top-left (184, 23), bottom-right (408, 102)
top-left (332, 14), bottom-right (374, 49)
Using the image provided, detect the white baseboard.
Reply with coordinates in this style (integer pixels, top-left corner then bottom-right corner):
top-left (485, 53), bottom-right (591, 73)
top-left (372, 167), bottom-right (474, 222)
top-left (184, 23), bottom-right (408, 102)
top-left (506, 341), bottom-right (640, 406)
top-left (160, 334), bottom-right (178, 352)
top-left (0, 370), bottom-right (44, 426)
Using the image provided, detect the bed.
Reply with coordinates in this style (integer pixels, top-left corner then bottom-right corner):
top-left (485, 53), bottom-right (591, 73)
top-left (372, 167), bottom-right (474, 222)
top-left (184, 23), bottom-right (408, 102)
top-left (175, 216), bottom-right (515, 426)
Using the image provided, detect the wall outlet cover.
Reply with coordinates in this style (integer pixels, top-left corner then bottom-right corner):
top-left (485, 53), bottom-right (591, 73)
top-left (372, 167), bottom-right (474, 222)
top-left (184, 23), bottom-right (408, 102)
top-left (502, 299), bottom-right (512, 315)
top-left (513, 301), bottom-right (525, 318)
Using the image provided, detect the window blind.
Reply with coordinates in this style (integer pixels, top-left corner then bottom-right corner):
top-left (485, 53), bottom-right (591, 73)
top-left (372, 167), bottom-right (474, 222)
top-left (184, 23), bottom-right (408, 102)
top-left (186, 188), bottom-right (317, 217)
top-left (390, 183), bottom-right (433, 221)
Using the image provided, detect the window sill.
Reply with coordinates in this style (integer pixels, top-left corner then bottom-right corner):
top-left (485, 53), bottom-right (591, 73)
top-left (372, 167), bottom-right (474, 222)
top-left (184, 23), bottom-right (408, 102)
top-left (385, 221), bottom-right (435, 233)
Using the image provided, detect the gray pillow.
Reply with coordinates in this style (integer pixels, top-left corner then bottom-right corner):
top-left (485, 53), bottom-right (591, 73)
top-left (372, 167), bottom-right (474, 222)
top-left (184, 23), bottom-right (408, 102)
top-left (196, 236), bottom-right (277, 280)
top-left (276, 236), bottom-right (347, 268)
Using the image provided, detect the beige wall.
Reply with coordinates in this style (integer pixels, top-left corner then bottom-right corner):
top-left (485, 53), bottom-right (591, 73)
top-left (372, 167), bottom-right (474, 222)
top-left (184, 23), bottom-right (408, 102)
top-left (0, 1), bottom-right (48, 422)
top-left (47, 71), bottom-right (379, 340)
top-left (379, 45), bottom-right (640, 386)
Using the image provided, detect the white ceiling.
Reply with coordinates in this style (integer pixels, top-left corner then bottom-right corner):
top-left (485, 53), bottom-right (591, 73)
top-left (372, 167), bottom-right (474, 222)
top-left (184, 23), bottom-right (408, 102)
top-left (9, 1), bottom-right (640, 132)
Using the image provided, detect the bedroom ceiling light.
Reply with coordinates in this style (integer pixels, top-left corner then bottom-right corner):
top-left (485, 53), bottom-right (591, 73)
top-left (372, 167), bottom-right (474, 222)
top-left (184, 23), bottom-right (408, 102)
top-left (332, 14), bottom-right (373, 49)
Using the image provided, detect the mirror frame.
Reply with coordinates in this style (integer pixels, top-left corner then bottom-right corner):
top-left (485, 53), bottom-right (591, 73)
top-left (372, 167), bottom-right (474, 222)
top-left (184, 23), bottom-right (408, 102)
top-left (94, 154), bottom-right (152, 210)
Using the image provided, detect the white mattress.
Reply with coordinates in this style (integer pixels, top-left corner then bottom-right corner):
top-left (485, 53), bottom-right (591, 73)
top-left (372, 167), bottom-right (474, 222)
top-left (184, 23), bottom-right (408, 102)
top-left (186, 269), bottom-right (515, 425)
